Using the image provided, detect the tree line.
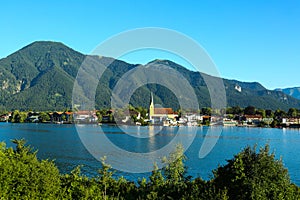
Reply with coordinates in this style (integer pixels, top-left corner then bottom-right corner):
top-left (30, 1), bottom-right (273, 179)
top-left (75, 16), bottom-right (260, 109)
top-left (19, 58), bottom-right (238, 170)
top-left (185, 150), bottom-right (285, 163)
top-left (2, 105), bottom-right (300, 127)
top-left (0, 140), bottom-right (299, 199)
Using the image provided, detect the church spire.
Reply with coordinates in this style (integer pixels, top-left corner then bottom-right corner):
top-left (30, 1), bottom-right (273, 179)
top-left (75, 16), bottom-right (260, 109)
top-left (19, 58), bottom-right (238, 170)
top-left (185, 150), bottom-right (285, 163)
top-left (150, 92), bottom-right (154, 105)
top-left (149, 92), bottom-right (154, 120)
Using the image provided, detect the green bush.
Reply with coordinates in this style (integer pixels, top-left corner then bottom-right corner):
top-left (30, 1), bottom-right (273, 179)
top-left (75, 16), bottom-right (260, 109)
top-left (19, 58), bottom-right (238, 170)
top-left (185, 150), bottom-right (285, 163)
top-left (0, 139), bottom-right (61, 199)
top-left (0, 140), bottom-right (299, 199)
top-left (212, 145), bottom-right (300, 199)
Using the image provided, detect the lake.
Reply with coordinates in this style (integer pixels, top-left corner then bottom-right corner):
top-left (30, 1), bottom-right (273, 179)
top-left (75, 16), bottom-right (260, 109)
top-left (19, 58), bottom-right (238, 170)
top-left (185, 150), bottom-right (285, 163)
top-left (0, 123), bottom-right (299, 185)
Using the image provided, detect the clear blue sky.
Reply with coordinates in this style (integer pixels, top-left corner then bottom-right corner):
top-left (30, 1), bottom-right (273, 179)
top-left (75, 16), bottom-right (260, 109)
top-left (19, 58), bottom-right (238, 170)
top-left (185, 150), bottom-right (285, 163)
top-left (1, 0), bottom-right (300, 89)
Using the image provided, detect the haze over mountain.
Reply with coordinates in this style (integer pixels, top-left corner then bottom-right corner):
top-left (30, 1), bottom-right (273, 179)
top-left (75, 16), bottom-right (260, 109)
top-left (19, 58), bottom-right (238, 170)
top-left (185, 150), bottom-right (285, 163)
top-left (275, 87), bottom-right (300, 101)
top-left (0, 41), bottom-right (299, 111)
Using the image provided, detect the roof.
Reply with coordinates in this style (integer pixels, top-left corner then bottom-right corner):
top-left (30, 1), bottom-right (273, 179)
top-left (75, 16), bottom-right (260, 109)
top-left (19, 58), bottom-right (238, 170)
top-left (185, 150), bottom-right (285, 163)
top-left (55, 112), bottom-right (64, 115)
top-left (123, 110), bottom-right (139, 116)
top-left (154, 108), bottom-right (175, 115)
top-left (75, 111), bottom-right (91, 115)
top-left (244, 114), bottom-right (262, 119)
top-left (202, 115), bottom-right (211, 119)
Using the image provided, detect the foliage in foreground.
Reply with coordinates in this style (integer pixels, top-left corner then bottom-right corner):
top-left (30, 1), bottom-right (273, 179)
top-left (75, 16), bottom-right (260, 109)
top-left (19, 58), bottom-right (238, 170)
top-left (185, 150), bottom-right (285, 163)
top-left (0, 140), bottom-right (299, 199)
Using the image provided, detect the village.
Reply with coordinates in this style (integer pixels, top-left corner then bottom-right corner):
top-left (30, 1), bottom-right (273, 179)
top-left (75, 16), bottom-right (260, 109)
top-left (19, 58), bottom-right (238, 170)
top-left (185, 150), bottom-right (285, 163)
top-left (1, 93), bottom-right (300, 128)
top-left (1, 108), bottom-right (300, 128)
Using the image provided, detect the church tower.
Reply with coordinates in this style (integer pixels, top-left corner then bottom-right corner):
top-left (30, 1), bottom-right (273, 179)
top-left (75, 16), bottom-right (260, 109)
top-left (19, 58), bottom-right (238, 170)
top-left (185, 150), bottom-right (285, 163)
top-left (149, 92), bottom-right (154, 120)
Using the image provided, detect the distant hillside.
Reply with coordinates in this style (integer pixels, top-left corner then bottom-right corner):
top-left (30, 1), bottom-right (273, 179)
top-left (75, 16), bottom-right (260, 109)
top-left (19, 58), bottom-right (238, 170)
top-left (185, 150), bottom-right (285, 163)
top-left (275, 87), bottom-right (300, 100)
top-left (0, 41), bottom-right (299, 111)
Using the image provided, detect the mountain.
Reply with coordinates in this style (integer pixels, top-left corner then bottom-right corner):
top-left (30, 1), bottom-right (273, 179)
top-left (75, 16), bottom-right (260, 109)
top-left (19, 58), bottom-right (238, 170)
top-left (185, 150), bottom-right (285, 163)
top-left (0, 41), bottom-right (84, 110)
top-left (275, 87), bottom-right (300, 100)
top-left (133, 60), bottom-right (300, 111)
top-left (0, 41), bottom-right (299, 111)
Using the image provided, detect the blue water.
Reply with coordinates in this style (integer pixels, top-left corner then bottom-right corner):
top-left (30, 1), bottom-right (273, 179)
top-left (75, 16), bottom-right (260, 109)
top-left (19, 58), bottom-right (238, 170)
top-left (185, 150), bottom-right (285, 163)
top-left (0, 123), bottom-right (299, 185)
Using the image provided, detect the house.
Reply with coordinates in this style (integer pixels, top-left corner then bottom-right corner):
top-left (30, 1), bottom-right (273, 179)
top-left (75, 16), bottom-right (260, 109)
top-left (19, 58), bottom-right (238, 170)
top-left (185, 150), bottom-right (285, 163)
top-left (282, 117), bottom-right (300, 126)
top-left (0, 113), bottom-right (10, 122)
top-left (121, 110), bottom-right (141, 123)
top-left (223, 118), bottom-right (238, 126)
top-left (243, 114), bottom-right (263, 125)
top-left (73, 110), bottom-right (98, 123)
top-left (183, 113), bottom-right (201, 122)
top-left (48, 111), bottom-right (74, 123)
top-left (26, 112), bottom-right (40, 123)
top-left (262, 118), bottom-right (274, 126)
top-left (235, 85), bottom-right (242, 92)
top-left (27, 116), bottom-right (39, 123)
top-left (49, 112), bottom-right (64, 123)
top-left (148, 93), bottom-right (178, 124)
top-left (179, 113), bottom-right (202, 126)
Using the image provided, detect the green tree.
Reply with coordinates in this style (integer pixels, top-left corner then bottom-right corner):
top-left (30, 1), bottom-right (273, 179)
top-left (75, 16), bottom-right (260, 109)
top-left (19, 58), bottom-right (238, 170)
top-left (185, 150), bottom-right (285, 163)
top-left (227, 106), bottom-right (243, 115)
top-left (256, 109), bottom-right (266, 118)
top-left (160, 144), bottom-right (189, 198)
top-left (274, 109), bottom-right (287, 119)
top-left (95, 156), bottom-right (138, 199)
top-left (38, 112), bottom-right (50, 122)
top-left (0, 139), bottom-right (61, 199)
top-left (136, 106), bottom-right (147, 119)
top-left (10, 110), bottom-right (27, 123)
top-left (201, 107), bottom-right (212, 115)
top-left (244, 106), bottom-right (256, 115)
top-left (212, 144), bottom-right (300, 199)
top-left (271, 119), bottom-right (279, 128)
top-left (108, 113), bottom-right (114, 123)
top-left (265, 109), bottom-right (274, 118)
top-left (162, 144), bottom-right (186, 184)
top-left (232, 106), bottom-right (243, 115)
top-left (60, 166), bottom-right (103, 199)
top-left (96, 110), bottom-right (103, 122)
top-left (147, 163), bottom-right (165, 198)
top-left (288, 108), bottom-right (298, 118)
top-left (1, 139), bottom-right (300, 199)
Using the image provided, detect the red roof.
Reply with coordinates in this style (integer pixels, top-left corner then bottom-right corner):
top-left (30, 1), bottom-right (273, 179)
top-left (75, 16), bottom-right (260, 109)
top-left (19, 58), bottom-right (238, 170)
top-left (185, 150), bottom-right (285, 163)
top-left (244, 114), bottom-right (262, 119)
top-left (202, 115), bottom-right (211, 119)
top-left (75, 111), bottom-right (91, 115)
top-left (65, 111), bottom-right (73, 115)
top-left (154, 108), bottom-right (175, 115)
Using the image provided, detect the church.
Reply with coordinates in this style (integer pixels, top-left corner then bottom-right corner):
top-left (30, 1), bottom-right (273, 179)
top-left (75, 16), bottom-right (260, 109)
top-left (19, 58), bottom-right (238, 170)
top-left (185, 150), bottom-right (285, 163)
top-left (148, 93), bottom-right (178, 124)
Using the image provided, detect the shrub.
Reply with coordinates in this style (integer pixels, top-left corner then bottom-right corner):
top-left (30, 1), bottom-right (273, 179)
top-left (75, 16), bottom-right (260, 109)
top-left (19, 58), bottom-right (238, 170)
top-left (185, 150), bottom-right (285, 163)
top-left (212, 145), bottom-right (300, 199)
top-left (0, 139), bottom-right (61, 199)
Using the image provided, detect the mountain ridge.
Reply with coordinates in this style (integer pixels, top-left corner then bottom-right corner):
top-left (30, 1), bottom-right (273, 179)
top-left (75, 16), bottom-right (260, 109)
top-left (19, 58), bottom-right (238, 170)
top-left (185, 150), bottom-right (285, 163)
top-left (0, 41), bottom-right (299, 111)
top-left (275, 87), bottom-right (300, 100)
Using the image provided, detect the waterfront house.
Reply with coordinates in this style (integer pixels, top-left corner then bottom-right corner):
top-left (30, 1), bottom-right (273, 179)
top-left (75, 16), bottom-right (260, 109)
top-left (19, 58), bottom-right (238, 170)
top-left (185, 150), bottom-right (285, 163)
top-left (73, 110), bottom-right (98, 123)
top-left (26, 112), bottom-right (40, 123)
top-left (223, 118), bottom-right (238, 126)
top-left (0, 113), bottom-right (10, 122)
top-left (183, 113), bottom-right (202, 122)
top-left (49, 112), bottom-right (64, 123)
top-left (243, 114), bottom-right (263, 125)
top-left (282, 117), bottom-right (300, 127)
top-left (28, 116), bottom-right (39, 123)
top-left (48, 111), bottom-right (74, 123)
top-left (121, 110), bottom-right (141, 123)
